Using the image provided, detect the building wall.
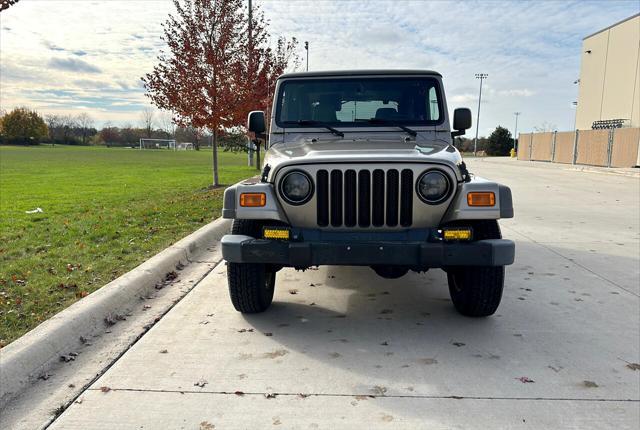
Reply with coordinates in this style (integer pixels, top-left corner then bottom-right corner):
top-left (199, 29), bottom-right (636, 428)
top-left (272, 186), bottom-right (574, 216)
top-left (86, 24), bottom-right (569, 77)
top-left (575, 14), bottom-right (640, 130)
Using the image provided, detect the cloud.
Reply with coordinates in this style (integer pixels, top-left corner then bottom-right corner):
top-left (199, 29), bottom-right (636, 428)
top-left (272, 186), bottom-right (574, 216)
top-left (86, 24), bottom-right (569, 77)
top-left (498, 89), bottom-right (535, 97)
top-left (48, 57), bottom-right (102, 74)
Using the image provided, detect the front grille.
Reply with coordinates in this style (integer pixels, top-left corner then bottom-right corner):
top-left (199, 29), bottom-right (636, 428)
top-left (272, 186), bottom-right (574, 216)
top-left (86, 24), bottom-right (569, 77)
top-left (316, 168), bottom-right (414, 228)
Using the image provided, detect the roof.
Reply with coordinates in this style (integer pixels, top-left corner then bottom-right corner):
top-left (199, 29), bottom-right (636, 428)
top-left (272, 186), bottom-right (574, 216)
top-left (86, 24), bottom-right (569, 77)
top-left (583, 13), bottom-right (639, 40)
top-left (278, 69), bottom-right (442, 79)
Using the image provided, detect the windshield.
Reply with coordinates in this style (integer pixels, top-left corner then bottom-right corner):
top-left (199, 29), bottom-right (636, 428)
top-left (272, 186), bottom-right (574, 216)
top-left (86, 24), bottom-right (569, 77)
top-left (275, 77), bottom-right (443, 128)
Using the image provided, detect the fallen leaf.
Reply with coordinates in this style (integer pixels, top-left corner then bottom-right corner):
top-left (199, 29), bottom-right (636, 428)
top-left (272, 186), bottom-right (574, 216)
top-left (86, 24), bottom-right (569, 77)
top-left (264, 332), bottom-right (273, 337)
top-left (452, 342), bottom-right (465, 347)
top-left (626, 363), bottom-right (640, 371)
top-left (194, 379), bottom-right (208, 388)
top-left (516, 376), bottom-right (535, 383)
top-left (100, 386), bottom-right (111, 393)
top-left (288, 289), bottom-right (298, 295)
top-left (371, 385), bottom-right (387, 396)
top-left (298, 393), bottom-right (309, 398)
top-left (380, 341), bottom-right (389, 346)
top-left (264, 392), bottom-right (277, 399)
top-left (159, 349), bottom-right (168, 354)
top-left (583, 380), bottom-right (598, 388)
top-left (165, 271), bottom-right (178, 281)
top-left (234, 391), bottom-right (245, 396)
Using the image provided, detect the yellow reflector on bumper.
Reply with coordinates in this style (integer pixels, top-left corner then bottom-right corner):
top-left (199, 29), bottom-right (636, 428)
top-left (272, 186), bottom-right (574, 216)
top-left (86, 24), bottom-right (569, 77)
top-left (467, 191), bottom-right (495, 207)
top-left (263, 227), bottom-right (290, 240)
top-left (443, 228), bottom-right (473, 241)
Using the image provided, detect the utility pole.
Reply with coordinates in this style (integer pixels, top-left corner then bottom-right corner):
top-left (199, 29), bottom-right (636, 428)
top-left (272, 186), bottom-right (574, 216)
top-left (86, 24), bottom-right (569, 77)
top-left (474, 73), bottom-right (488, 156)
top-left (304, 41), bottom-right (309, 71)
top-left (247, 0), bottom-right (254, 166)
top-left (513, 112), bottom-right (520, 150)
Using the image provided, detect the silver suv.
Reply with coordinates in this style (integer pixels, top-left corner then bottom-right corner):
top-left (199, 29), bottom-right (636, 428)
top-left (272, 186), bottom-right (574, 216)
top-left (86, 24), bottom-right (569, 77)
top-left (221, 70), bottom-right (514, 317)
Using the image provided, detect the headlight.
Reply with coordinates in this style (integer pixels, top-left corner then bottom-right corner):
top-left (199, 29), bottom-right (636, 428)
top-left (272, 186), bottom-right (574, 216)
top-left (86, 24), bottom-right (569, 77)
top-left (416, 170), bottom-right (451, 204)
top-left (279, 171), bottom-right (313, 204)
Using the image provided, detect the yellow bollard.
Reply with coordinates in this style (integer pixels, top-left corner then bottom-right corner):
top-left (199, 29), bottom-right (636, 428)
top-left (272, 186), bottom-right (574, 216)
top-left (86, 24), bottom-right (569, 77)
top-left (510, 148), bottom-right (516, 158)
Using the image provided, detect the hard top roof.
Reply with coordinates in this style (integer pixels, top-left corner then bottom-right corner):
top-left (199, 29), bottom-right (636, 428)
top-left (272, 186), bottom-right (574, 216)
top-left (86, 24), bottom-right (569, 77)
top-left (278, 69), bottom-right (442, 79)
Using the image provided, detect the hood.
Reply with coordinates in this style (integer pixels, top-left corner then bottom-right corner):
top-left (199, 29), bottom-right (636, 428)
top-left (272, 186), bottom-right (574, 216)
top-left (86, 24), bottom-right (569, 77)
top-left (263, 133), bottom-right (463, 182)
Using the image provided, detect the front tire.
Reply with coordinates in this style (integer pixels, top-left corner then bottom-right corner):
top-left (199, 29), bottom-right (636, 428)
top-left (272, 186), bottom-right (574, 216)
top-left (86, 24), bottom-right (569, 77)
top-left (227, 219), bottom-right (275, 313)
top-left (446, 220), bottom-right (505, 317)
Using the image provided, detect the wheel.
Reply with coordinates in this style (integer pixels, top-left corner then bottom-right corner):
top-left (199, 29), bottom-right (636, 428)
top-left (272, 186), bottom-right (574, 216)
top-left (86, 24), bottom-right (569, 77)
top-left (227, 219), bottom-right (275, 313)
top-left (445, 220), bottom-right (505, 317)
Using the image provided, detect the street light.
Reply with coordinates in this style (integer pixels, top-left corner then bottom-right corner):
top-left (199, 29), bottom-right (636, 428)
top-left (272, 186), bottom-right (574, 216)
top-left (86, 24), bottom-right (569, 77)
top-left (474, 73), bottom-right (488, 156)
top-left (304, 41), bottom-right (309, 71)
top-left (513, 112), bottom-right (521, 150)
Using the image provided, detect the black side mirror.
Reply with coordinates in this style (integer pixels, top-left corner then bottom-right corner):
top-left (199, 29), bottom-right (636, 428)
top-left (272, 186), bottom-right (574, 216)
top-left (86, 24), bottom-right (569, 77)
top-left (247, 111), bottom-right (266, 134)
top-left (452, 108), bottom-right (472, 137)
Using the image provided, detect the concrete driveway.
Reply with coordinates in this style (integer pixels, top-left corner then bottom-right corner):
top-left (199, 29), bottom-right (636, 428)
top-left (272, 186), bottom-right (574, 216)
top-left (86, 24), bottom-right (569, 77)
top-left (49, 158), bottom-right (640, 429)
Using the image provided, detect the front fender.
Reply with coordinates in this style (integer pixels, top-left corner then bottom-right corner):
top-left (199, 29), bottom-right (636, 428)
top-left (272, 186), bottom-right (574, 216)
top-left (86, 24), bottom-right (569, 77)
top-left (222, 182), bottom-right (289, 223)
top-left (441, 176), bottom-right (513, 223)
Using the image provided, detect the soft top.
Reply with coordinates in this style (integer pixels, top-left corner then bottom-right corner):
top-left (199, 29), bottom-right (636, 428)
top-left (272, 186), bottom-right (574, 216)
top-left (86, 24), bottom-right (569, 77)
top-left (278, 69), bottom-right (442, 79)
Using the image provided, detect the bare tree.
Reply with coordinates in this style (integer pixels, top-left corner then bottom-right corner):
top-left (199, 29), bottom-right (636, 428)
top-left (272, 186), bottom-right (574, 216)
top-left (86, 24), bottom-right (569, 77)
top-left (60, 115), bottom-right (77, 144)
top-left (45, 114), bottom-right (61, 145)
top-left (76, 112), bottom-right (94, 145)
top-left (158, 111), bottom-right (176, 138)
top-left (140, 107), bottom-right (155, 138)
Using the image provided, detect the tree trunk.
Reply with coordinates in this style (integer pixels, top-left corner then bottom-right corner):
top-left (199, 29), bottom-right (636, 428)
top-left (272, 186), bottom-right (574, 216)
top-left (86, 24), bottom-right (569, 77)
top-left (212, 132), bottom-right (219, 186)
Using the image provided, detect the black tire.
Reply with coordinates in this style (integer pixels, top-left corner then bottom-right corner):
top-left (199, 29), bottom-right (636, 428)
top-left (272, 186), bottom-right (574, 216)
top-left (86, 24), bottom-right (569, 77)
top-left (227, 219), bottom-right (275, 313)
top-left (446, 220), bottom-right (505, 317)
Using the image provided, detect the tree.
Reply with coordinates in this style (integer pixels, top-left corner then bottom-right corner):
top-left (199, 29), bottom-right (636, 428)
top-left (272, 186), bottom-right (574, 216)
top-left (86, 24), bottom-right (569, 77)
top-left (0, 107), bottom-right (48, 145)
top-left (76, 112), bottom-right (94, 145)
top-left (140, 107), bottom-right (155, 138)
top-left (143, 0), bottom-right (299, 186)
top-left (158, 110), bottom-right (176, 138)
top-left (486, 126), bottom-right (513, 156)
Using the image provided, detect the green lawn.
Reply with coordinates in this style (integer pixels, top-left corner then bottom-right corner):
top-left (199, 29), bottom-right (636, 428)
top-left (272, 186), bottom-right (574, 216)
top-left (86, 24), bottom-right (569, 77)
top-left (0, 145), bottom-right (254, 346)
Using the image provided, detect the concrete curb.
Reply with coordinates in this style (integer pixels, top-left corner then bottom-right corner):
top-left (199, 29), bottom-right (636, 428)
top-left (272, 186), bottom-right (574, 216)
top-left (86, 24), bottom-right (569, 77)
top-left (0, 217), bottom-right (231, 407)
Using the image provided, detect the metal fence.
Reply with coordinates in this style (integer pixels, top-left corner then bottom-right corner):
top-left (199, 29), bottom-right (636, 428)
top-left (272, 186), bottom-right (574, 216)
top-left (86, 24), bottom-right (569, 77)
top-left (517, 128), bottom-right (640, 168)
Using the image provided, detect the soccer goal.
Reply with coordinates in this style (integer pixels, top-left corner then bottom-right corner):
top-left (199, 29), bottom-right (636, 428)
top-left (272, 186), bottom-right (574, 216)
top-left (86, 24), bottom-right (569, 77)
top-left (177, 142), bottom-right (195, 150)
top-left (139, 138), bottom-right (177, 150)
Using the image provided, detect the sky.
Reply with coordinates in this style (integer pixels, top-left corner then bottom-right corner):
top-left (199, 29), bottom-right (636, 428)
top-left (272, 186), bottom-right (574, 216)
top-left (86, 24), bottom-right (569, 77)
top-left (1, 0), bottom-right (638, 136)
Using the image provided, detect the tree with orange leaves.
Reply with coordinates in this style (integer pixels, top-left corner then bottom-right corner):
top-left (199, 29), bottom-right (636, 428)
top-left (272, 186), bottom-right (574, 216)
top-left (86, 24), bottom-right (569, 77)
top-left (143, 0), bottom-right (298, 186)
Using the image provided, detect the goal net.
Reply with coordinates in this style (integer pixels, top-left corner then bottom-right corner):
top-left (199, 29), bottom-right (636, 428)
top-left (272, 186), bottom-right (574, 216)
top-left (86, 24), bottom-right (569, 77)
top-left (139, 138), bottom-right (177, 150)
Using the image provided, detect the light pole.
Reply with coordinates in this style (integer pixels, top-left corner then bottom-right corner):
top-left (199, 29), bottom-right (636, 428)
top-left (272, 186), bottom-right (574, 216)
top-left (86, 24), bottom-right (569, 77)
top-left (513, 112), bottom-right (520, 150)
top-left (304, 41), bottom-right (309, 71)
top-left (474, 73), bottom-right (488, 156)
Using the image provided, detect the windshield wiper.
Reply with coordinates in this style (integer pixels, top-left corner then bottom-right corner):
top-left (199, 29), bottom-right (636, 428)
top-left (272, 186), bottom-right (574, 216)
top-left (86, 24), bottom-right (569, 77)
top-left (365, 118), bottom-right (417, 137)
top-left (283, 120), bottom-right (344, 137)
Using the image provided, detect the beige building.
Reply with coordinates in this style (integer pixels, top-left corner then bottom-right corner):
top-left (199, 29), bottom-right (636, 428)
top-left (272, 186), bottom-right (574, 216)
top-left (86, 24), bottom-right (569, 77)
top-left (575, 14), bottom-right (640, 130)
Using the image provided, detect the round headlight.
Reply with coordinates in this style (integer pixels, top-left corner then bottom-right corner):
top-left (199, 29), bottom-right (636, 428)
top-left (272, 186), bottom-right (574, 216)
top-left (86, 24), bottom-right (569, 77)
top-left (417, 170), bottom-right (451, 204)
top-left (280, 171), bottom-right (313, 204)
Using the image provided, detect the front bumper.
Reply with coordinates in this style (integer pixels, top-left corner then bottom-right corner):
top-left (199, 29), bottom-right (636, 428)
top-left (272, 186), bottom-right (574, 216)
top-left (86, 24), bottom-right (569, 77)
top-left (221, 235), bottom-right (515, 268)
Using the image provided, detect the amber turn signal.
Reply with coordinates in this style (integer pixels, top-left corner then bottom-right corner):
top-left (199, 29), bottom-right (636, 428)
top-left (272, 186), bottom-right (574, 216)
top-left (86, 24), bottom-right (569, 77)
top-left (467, 192), bottom-right (495, 207)
top-left (240, 193), bottom-right (266, 207)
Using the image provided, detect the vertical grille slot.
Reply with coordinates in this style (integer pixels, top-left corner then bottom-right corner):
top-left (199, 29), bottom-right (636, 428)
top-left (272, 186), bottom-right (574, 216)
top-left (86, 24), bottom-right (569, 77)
top-left (344, 170), bottom-right (357, 227)
top-left (400, 169), bottom-right (413, 227)
top-left (330, 170), bottom-right (343, 227)
top-left (385, 169), bottom-right (399, 227)
top-left (372, 169), bottom-right (385, 227)
top-left (358, 170), bottom-right (371, 227)
top-left (316, 170), bottom-right (329, 227)
top-left (315, 167), bottom-right (414, 228)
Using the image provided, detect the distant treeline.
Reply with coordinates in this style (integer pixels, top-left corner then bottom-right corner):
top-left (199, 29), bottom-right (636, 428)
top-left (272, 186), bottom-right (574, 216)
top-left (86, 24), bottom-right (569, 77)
top-left (0, 107), bottom-right (249, 151)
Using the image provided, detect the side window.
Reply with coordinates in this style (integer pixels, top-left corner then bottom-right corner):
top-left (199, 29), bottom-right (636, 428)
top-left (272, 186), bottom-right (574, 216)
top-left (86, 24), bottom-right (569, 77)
top-left (428, 87), bottom-right (440, 121)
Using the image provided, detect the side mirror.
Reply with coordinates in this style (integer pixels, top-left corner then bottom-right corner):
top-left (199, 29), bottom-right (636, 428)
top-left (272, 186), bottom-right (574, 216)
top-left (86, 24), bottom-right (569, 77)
top-left (247, 111), bottom-right (266, 134)
top-left (452, 108), bottom-right (472, 137)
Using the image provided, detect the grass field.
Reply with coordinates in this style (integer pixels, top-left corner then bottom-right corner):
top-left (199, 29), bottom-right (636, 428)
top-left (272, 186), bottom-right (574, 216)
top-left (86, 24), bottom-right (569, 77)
top-left (0, 145), bottom-right (255, 346)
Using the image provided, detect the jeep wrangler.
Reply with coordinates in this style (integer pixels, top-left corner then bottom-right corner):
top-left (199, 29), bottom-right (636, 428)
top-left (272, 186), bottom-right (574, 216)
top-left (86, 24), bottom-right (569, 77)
top-left (221, 70), bottom-right (514, 317)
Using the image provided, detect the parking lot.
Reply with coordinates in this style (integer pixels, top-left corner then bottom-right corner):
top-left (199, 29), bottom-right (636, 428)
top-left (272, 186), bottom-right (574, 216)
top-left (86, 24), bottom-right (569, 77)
top-left (49, 158), bottom-right (639, 429)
